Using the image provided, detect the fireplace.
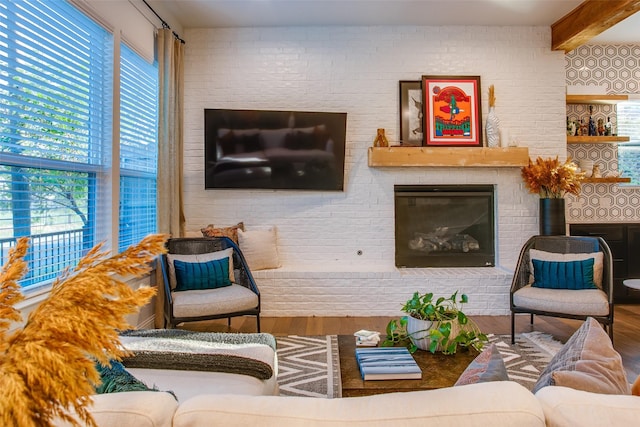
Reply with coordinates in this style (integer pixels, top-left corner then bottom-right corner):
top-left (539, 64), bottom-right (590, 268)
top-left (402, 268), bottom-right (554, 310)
top-left (394, 185), bottom-right (495, 267)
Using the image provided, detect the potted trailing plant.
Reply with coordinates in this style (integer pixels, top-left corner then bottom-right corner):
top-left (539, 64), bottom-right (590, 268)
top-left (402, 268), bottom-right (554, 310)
top-left (521, 156), bottom-right (585, 235)
top-left (382, 291), bottom-right (488, 355)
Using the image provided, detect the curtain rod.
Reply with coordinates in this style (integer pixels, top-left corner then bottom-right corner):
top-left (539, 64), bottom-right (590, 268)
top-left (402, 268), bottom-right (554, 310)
top-left (141, 0), bottom-right (185, 44)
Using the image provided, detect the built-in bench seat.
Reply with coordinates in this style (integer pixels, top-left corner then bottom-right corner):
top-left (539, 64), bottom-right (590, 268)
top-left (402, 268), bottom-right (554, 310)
top-left (251, 264), bottom-right (513, 317)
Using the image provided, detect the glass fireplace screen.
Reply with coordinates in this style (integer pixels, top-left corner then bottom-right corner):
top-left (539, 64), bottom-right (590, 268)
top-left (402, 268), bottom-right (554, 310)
top-left (394, 185), bottom-right (495, 268)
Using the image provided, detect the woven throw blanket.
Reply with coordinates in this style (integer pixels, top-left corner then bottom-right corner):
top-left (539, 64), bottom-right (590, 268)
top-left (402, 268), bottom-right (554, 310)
top-left (119, 330), bottom-right (276, 380)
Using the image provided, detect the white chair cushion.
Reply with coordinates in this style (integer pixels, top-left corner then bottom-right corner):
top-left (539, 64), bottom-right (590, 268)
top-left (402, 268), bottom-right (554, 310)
top-left (513, 285), bottom-right (609, 316)
top-left (171, 284), bottom-right (258, 318)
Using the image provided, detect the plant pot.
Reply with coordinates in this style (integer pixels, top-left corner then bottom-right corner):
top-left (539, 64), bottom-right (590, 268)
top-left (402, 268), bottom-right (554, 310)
top-left (406, 315), bottom-right (461, 352)
top-left (539, 198), bottom-right (566, 236)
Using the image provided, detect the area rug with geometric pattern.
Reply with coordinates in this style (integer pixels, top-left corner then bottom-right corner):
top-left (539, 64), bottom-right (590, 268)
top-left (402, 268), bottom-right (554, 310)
top-left (276, 333), bottom-right (563, 398)
top-left (488, 332), bottom-right (563, 391)
top-left (275, 335), bottom-right (341, 398)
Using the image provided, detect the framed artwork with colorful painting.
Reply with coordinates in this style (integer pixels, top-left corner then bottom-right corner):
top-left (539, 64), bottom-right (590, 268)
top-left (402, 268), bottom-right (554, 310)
top-left (399, 80), bottom-right (423, 146)
top-left (421, 75), bottom-right (482, 147)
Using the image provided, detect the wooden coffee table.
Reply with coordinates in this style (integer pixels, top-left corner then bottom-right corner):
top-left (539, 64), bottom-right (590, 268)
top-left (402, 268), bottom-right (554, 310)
top-left (338, 335), bottom-right (478, 397)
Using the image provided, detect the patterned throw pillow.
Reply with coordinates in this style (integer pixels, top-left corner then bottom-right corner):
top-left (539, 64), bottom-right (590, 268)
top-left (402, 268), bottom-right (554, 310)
top-left (95, 360), bottom-right (177, 400)
top-left (454, 344), bottom-right (508, 386)
top-left (95, 360), bottom-right (153, 394)
top-left (173, 258), bottom-right (231, 291)
top-left (532, 317), bottom-right (630, 395)
top-left (201, 222), bottom-right (245, 244)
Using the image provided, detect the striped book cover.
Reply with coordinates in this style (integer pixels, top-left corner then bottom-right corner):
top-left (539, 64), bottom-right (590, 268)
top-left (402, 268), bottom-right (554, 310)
top-left (355, 347), bottom-right (422, 380)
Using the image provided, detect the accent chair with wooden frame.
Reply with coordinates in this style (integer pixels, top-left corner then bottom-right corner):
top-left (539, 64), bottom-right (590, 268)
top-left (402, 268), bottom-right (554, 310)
top-left (510, 235), bottom-right (614, 344)
top-left (161, 237), bottom-right (261, 331)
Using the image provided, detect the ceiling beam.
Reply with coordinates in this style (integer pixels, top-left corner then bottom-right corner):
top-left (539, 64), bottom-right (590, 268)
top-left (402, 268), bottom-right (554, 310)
top-left (551, 0), bottom-right (640, 52)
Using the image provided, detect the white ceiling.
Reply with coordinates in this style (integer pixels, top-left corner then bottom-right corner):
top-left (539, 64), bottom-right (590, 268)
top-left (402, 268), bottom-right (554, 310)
top-left (147, 0), bottom-right (639, 43)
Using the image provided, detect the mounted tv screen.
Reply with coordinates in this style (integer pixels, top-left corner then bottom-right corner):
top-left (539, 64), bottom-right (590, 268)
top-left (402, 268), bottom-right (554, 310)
top-left (205, 109), bottom-right (347, 191)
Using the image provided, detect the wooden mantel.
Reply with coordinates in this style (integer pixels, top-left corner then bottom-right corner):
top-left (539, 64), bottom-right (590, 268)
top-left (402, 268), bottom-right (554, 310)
top-left (367, 147), bottom-right (530, 168)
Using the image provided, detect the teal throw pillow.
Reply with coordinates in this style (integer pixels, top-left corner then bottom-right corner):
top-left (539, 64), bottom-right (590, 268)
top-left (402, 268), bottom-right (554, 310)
top-left (173, 257), bottom-right (231, 291)
top-left (95, 360), bottom-right (153, 394)
top-left (532, 258), bottom-right (596, 290)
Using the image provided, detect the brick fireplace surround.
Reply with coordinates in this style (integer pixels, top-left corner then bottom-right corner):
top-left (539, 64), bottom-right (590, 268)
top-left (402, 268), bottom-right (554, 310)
top-left (193, 167), bottom-right (528, 318)
top-left (182, 25), bottom-right (567, 317)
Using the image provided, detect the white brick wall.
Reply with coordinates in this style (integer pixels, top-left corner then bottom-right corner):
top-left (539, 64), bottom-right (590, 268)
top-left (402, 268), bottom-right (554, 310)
top-left (183, 25), bottom-right (566, 316)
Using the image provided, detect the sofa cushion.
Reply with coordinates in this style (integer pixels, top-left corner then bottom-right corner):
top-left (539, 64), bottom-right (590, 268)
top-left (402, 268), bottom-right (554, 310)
top-left (53, 391), bottom-right (179, 427)
top-left (536, 386), bottom-right (640, 427)
top-left (166, 247), bottom-right (235, 289)
top-left (173, 382), bottom-right (546, 427)
top-left (173, 258), bottom-right (231, 291)
top-left (454, 344), bottom-right (508, 386)
top-left (532, 317), bottom-right (630, 395)
top-left (529, 249), bottom-right (604, 288)
top-left (238, 227), bottom-right (281, 271)
top-left (531, 258), bottom-right (597, 290)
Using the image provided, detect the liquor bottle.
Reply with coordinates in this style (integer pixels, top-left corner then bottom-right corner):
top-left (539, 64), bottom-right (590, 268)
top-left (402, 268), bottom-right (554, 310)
top-left (588, 106), bottom-right (596, 136)
top-left (605, 117), bottom-right (613, 136)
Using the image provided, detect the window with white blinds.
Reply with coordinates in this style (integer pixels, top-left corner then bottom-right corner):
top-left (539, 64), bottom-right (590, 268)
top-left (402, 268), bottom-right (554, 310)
top-left (0, 0), bottom-right (158, 289)
top-left (615, 102), bottom-right (640, 186)
top-left (119, 44), bottom-right (158, 252)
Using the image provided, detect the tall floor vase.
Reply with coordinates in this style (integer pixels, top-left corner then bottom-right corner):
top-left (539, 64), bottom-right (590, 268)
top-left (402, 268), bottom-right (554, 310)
top-left (539, 198), bottom-right (566, 236)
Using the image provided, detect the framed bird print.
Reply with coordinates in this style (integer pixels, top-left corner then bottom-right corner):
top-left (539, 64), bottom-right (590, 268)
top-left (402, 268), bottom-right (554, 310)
top-left (399, 80), bottom-right (423, 146)
top-left (421, 75), bottom-right (482, 147)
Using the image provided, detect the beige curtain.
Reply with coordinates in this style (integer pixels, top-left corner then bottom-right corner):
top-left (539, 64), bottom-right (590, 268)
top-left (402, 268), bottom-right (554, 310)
top-left (156, 28), bottom-right (185, 327)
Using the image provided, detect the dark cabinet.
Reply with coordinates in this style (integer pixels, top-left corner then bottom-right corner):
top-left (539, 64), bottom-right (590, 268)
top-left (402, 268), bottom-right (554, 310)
top-left (570, 223), bottom-right (640, 304)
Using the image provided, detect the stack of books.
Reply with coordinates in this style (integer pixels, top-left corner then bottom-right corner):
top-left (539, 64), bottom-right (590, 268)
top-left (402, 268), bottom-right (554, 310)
top-left (355, 347), bottom-right (422, 380)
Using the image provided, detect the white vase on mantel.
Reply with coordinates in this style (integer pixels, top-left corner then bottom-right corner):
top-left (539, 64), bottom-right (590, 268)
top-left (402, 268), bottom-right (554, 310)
top-left (486, 106), bottom-right (500, 147)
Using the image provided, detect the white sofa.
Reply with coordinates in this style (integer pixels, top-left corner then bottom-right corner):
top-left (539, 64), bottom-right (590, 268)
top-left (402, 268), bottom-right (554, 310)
top-left (57, 319), bottom-right (640, 427)
top-left (63, 380), bottom-right (640, 427)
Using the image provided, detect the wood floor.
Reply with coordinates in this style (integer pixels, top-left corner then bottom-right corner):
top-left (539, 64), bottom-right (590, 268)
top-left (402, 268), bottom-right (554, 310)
top-left (181, 304), bottom-right (640, 381)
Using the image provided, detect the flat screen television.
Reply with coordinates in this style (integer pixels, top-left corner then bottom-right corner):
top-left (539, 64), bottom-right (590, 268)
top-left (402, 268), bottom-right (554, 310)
top-left (204, 109), bottom-right (347, 191)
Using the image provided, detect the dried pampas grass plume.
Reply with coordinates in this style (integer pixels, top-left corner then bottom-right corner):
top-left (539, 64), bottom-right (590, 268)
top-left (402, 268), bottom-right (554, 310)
top-left (0, 234), bottom-right (168, 427)
top-left (488, 84), bottom-right (496, 108)
top-left (0, 238), bottom-right (28, 339)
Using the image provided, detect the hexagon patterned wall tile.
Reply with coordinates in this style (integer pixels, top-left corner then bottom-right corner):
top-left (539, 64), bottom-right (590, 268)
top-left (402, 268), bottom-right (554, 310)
top-left (565, 44), bottom-right (640, 223)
